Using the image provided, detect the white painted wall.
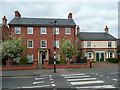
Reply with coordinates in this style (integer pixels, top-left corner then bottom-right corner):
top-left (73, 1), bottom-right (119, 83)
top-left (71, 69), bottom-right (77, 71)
top-left (82, 41), bottom-right (117, 48)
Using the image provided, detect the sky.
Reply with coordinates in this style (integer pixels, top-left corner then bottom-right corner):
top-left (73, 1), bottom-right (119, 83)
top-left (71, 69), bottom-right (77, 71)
top-left (0, 0), bottom-right (119, 38)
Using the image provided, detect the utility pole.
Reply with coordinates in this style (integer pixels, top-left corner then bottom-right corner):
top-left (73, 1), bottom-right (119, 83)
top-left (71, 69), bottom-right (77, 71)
top-left (53, 20), bottom-right (57, 73)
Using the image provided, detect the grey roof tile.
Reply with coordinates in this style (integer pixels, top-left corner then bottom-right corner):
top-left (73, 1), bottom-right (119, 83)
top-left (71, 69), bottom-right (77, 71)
top-left (78, 32), bottom-right (116, 40)
top-left (8, 17), bottom-right (76, 27)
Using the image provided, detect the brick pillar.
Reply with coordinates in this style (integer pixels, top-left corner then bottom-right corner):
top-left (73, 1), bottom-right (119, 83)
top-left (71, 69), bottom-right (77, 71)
top-left (44, 60), bottom-right (48, 65)
top-left (67, 60), bottom-right (70, 64)
top-left (33, 61), bottom-right (38, 69)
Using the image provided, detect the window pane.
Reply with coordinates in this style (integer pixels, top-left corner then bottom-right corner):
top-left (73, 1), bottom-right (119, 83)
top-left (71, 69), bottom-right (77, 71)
top-left (65, 28), bottom-right (71, 34)
top-left (54, 28), bottom-right (59, 34)
top-left (41, 27), bottom-right (46, 34)
top-left (28, 40), bottom-right (33, 48)
top-left (27, 27), bottom-right (33, 34)
top-left (15, 27), bottom-right (21, 34)
top-left (56, 54), bottom-right (60, 61)
top-left (87, 42), bottom-right (91, 47)
top-left (27, 54), bottom-right (33, 63)
top-left (108, 42), bottom-right (112, 47)
top-left (54, 40), bottom-right (59, 48)
top-left (41, 40), bottom-right (47, 48)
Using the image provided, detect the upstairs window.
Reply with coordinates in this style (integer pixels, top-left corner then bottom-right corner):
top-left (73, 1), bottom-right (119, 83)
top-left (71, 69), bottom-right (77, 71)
top-left (41, 27), bottom-right (46, 34)
top-left (54, 27), bottom-right (59, 34)
top-left (65, 28), bottom-right (71, 34)
top-left (27, 40), bottom-right (33, 48)
top-left (15, 27), bottom-right (21, 34)
top-left (41, 40), bottom-right (47, 48)
top-left (27, 27), bottom-right (33, 34)
top-left (87, 42), bottom-right (91, 48)
top-left (108, 42), bottom-right (112, 47)
top-left (54, 40), bottom-right (60, 48)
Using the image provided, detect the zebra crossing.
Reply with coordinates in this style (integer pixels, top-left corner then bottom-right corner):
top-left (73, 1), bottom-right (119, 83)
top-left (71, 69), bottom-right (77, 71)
top-left (62, 73), bottom-right (116, 89)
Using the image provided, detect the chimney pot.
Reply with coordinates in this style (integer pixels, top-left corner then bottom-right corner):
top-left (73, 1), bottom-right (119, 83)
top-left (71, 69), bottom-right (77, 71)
top-left (105, 25), bottom-right (109, 34)
top-left (15, 11), bottom-right (21, 17)
top-left (68, 13), bottom-right (72, 19)
top-left (2, 16), bottom-right (7, 25)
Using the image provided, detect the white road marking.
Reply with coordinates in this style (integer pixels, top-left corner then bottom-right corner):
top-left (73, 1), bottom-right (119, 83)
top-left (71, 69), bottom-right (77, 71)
top-left (33, 81), bottom-right (44, 85)
top-left (50, 79), bottom-right (53, 80)
top-left (51, 81), bottom-right (54, 83)
top-left (70, 80), bottom-right (104, 85)
top-left (112, 79), bottom-right (118, 81)
top-left (62, 74), bottom-right (85, 76)
top-left (52, 84), bottom-right (55, 86)
top-left (100, 75), bottom-right (103, 77)
top-left (18, 85), bottom-right (50, 88)
top-left (64, 75), bottom-right (90, 78)
top-left (67, 78), bottom-right (96, 81)
top-left (76, 85), bottom-right (116, 89)
top-left (35, 78), bottom-right (44, 80)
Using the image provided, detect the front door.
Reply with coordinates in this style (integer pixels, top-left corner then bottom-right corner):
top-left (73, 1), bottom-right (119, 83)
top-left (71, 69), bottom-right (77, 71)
top-left (40, 51), bottom-right (46, 64)
top-left (96, 53), bottom-right (99, 61)
top-left (96, 52), bottom-right (104, 62)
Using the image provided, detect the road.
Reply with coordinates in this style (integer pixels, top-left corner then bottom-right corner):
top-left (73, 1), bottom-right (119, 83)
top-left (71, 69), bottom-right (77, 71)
top-left (2, 66), bottom-right (119, 90)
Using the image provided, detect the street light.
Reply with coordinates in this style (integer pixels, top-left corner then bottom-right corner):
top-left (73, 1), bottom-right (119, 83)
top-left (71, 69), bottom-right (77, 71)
top-left (53, 20), bottom-right (57, 73)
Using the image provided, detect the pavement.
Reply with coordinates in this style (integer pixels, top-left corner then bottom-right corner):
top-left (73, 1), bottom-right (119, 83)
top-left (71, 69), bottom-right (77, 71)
top-left (1, 62), bottom-right (119, 77)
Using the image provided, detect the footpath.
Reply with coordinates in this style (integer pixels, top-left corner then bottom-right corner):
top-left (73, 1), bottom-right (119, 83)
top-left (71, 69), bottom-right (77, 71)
top-left (1, 62), bottom-right (118, 77)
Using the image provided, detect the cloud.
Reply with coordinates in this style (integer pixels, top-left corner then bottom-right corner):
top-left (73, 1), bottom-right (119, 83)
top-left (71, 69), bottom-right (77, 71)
top-left (0, 1), bottom-right (118, 38)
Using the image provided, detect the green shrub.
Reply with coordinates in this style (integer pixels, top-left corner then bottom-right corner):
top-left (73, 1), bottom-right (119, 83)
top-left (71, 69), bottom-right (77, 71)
top-left (60, 56), bottom-right (65, 64)
top-left (90, 60), bottom-right (96, 63)
top-left (106, 58), bottom-right (119, 63)
top-left (18, 56), bottom-right (28, 64)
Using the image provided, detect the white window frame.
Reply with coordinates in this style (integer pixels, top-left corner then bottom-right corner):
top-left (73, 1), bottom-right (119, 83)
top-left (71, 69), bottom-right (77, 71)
top-left (108, 42), bottom-right (112, 48)
top-left (86, 52), bottom-right (93, 59)
top-left (107, 52), bottom-right (114, 58)
top-left (65, 28), bottom-right (71, 34)
top-left (27, 40), bottom-right (33, 48)
top-left (15, 27), bottom-right (21, 34)
top-left (27, 54), bottom-right (33, 63)
top-left (55, 54), bottom-right (60, 61)
top-left (41, 40), bottom-right (47, 48)
top-left (87, 41), bottom-right (91, 48)
top-left (54, 40), bottom-right (60, 48)
top-left (27, 27), bottom-right (33, 34)
top-left (54, 27), bottom-right (59, 34)
top-left (14, 57), bottom-right (20, 63)
top-left (41, 27), bottom-right (47, 34)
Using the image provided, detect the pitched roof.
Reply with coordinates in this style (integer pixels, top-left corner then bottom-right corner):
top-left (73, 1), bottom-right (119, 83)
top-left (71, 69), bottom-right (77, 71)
top-left (78, 32), bottom-right (116, 40)
top-left (117, 39), bottom-right (120, 46)
top-left (8, 17), bottom-right (76, 27)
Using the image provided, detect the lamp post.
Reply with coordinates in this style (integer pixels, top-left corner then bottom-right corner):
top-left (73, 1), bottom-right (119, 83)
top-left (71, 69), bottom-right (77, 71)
top-left (53, 20), bottom-right (57, 73)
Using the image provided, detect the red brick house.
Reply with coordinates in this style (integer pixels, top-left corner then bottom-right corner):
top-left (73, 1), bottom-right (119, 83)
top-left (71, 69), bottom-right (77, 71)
top-left (117, 39), bottom-right (120, 60)
top-left (8, 11), bottom-right (76, 64)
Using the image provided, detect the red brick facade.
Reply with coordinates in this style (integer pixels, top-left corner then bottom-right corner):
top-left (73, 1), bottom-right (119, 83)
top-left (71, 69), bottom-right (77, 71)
top-left (8, 11), bottom-right (76, 64)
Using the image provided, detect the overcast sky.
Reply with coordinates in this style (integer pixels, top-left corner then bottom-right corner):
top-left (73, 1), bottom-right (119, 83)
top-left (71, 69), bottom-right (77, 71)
top-left (0, 0), bottom-right (119, 38)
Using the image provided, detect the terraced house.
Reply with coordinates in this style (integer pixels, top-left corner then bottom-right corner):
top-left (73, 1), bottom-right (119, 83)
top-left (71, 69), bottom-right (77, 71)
top-left (8, 11), bottom-right (76, 64)
top-left (77, 26), bottom-right (117, 62)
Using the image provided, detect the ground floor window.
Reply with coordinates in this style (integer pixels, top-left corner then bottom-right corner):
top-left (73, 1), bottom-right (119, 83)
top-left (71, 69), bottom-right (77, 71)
top-left (86, 52), bottom-right (93, 59)
top-left (107, 52), bottom-right (114, 58)
top-left (14, 57), bottom-right (20, 63)
top-left (27, 54), bottom-right (33, 63)
top-left (55, 54), bottom-right (60, 61)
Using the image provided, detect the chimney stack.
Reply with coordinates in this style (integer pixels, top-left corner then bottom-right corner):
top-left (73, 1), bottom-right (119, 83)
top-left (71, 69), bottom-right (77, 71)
top-left (105, 26), bottom-right (109, 34)
top-left (77, 25), bottom-right (80, 33)
top-left (15, 11), bottom-right (21, 17)
top-left (2, 16), bottom-right (7, 25)
top-left (68, 13), bottom-right (72, 19)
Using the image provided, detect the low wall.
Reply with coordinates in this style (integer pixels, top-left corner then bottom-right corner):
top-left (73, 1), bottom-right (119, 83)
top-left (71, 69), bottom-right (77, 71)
top-left (0, 61), bottom-right (38, 70)
top-left (44, 60), bottom-right (91, 69)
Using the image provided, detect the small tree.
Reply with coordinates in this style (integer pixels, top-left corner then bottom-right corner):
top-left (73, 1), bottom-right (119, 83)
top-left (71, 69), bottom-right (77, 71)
top-left (0, 36), bottom-right (27, 62)
top-left (59, 37), bottom-right (79, 61)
